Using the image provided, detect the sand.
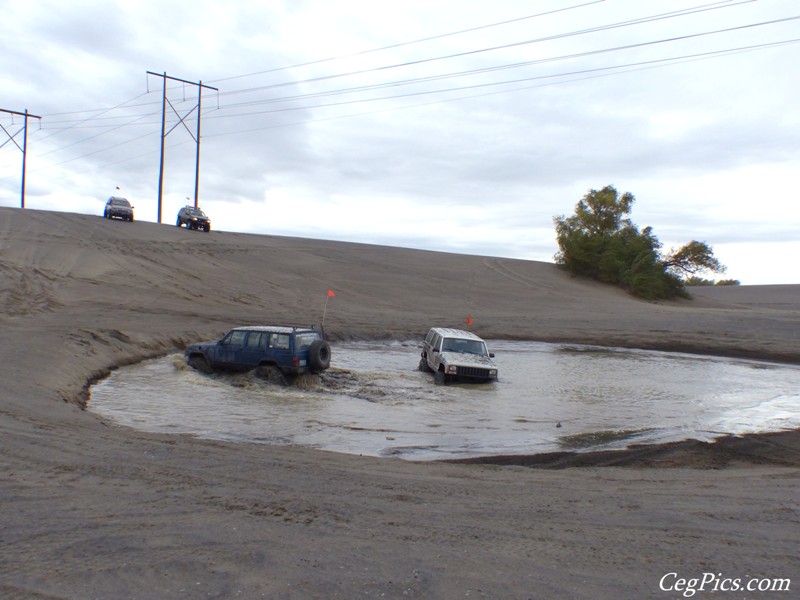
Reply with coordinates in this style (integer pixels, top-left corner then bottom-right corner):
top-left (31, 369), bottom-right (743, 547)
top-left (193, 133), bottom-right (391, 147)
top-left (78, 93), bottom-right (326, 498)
top-left (1, 206), bottom-right (799, 599)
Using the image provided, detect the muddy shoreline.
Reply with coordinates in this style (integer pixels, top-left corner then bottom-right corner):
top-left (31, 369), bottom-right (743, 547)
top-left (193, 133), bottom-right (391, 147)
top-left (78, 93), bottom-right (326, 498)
top-left (449, 429), bottom-right (800, 469)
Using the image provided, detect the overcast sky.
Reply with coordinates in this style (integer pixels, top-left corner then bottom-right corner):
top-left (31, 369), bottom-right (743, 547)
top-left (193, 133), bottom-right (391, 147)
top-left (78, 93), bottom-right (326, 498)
top-left (1, 0), bottom-right (798, 284)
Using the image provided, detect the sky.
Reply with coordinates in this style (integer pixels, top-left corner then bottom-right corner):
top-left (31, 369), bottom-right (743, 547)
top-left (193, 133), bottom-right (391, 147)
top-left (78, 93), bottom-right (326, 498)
top-left (1, 0), bottom-right (798, 285)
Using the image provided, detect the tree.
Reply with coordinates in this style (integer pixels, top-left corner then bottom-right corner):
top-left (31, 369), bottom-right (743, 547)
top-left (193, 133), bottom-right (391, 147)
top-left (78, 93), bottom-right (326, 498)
top-left (663, 240), bottom-right (725, 277)
top-left (554, 185), bottom-right (726, 299)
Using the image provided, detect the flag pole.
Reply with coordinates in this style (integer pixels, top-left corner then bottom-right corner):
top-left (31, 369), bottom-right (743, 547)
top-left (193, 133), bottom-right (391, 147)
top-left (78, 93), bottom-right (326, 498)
top-left (322, 289), bottom-right (335, 329)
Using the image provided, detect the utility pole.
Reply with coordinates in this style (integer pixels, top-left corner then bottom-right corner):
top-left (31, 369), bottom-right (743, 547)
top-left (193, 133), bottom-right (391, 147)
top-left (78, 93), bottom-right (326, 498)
top-left (147, 72), bottom-right (217, 223)
top-left (0, 108), bottom-right (42, 208)
top-left (194, 81), bottom-right (204, 209)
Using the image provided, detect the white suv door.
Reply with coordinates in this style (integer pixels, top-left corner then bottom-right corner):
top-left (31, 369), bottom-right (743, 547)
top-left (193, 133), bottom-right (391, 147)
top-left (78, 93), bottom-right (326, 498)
top-left (429, 334), bottom-right (444, 372)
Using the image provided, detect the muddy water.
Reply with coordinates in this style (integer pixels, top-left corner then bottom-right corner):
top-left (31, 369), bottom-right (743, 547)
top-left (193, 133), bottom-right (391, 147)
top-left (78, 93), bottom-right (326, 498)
top-left (88, 341), bottom-right (800, 460)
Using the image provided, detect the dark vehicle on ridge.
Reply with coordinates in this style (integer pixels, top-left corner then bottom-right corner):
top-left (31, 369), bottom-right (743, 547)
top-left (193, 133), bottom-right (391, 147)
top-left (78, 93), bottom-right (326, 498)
top-left (176, 205), bottom-right (211, 232)
top-left (185, 325), bottom-right (330, 382)
top-left (104, 196), bottom-right (134, 221)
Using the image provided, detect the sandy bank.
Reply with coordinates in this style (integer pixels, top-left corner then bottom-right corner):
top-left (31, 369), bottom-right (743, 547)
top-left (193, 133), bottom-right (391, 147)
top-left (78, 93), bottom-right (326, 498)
top-left (2, 206), bottom-right (799, 599)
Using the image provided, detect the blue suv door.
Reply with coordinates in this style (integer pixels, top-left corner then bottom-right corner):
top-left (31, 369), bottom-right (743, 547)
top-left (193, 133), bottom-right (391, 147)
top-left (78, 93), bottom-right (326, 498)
top-left (239, 331), bottom-right (268, 367)
top-left (213, 330), bottom-right (248, 368)
top-left (266, 332), bottom-right (294, 370)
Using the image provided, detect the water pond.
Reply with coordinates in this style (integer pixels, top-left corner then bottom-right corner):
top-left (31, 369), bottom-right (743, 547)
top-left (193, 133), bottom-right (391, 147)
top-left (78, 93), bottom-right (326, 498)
top-left (89, 340), bottom-right (800, 460)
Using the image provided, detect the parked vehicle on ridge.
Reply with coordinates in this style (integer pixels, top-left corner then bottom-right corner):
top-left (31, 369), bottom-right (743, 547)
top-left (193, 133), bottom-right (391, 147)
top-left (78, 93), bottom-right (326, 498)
top-left (104, 196), bottom-right (134, 221)
top-left (177, 205), bottom-right (211, 232)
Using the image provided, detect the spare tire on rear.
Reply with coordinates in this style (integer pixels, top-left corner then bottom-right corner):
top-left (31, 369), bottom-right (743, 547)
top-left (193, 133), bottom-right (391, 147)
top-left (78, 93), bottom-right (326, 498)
top-left (308, 339), bottom-right (331, 372)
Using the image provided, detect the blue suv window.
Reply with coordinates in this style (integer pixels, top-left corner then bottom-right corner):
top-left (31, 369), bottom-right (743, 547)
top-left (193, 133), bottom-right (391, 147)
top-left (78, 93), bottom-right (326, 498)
top-left (223, 330), bottom-right (247, 346)
top-left (295, 332), bottom-right (320, 351)
top-left (246, 332), bottom-right (266, 350)
top-left (269, 333), bottom-right (290, 349)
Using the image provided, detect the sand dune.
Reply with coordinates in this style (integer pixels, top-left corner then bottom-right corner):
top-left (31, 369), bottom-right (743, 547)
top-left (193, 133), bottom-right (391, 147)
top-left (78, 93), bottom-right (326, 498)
top-left (1, 206), bottom-right (799, 599)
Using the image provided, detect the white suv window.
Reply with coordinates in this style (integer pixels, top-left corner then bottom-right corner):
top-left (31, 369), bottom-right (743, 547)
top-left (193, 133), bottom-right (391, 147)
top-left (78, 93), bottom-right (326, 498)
top-left (431, 333), bottom-right (441, 350)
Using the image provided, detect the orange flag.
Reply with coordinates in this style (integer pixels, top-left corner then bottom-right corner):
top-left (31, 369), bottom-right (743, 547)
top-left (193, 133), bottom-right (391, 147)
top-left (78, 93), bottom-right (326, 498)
top-left (466, 315), bottom-right (473, 325)
top-left (327, 289), bottom-right (336, 297)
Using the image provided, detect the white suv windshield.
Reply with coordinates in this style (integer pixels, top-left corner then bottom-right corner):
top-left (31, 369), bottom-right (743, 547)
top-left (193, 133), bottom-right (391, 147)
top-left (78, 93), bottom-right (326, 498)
top-left (441, 338), bottom-right (487, 356)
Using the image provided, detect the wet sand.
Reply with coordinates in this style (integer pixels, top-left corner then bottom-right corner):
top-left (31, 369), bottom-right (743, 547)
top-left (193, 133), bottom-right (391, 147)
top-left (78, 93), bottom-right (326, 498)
top-left (2, 206), bottom-right (799, 599)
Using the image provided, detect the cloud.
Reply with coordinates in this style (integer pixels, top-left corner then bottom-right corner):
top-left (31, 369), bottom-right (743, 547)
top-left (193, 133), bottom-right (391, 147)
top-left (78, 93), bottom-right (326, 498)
top-left (2, 0), bottom-right (799, 284)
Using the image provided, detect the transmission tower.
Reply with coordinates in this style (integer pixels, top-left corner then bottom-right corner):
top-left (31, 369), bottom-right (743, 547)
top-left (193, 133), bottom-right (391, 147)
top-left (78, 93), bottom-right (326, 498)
top-left (147, 72), bottom-right (218, 223)
top-left (0, 108), bottom-right (42, 208)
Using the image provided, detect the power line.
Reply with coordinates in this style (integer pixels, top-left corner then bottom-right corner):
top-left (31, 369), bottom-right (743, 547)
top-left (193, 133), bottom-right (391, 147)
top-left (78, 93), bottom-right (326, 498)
top-left (200, 38), bottom-right (800, 136)
top-left (17, 35), bottom-right (795, 157)
top-left (35, 110), bottom-right (156, 158)
top-left (200, 18), bottom-right (800, 119)
top-left (32, 0), bottom-right (747, 122)
top-left (8, 1), bottom-right (796, 184)
top-left (34, 4), bottom-right (787, 135)
top-left (213, 0), bottom-right (757, 99)
top-left (207, 0), bottom-right (609, 84)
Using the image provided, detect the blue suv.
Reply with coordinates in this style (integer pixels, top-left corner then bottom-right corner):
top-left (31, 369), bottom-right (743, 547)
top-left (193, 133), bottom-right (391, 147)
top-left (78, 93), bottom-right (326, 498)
top-left (185, 325), bottom-right (330, 379)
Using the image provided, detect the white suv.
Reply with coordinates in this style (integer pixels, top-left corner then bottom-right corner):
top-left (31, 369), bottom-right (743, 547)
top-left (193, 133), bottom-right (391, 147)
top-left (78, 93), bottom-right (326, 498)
top-left (419, 327), bottom-right (498, 384)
